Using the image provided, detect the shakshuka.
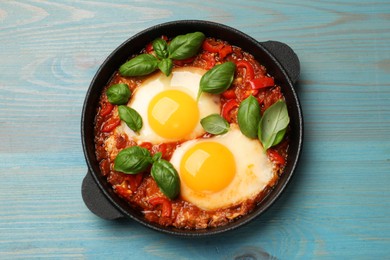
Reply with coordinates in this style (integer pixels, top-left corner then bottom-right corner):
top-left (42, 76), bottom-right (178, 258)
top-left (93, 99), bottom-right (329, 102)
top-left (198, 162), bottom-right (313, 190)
top-left (94, 32), bottom-right (290, 229)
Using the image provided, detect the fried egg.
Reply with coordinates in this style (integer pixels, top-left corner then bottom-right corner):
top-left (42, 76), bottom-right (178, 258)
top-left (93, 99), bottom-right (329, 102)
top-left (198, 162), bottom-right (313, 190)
top-left (170, 125), bottom-right (274, 211)
top-left (118, 67), bottom-right (220, 144)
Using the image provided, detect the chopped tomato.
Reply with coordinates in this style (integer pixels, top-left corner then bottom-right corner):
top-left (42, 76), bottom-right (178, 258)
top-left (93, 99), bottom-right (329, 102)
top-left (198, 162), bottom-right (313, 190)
top-left (256, 89), bottom-right (267, 105)
top-left (241, 88), bottom-right (259, 100)
top-left (249, 77), bottom-right (275, 89)
top-left (154, 143), bottom-right (172, 159)
top-left (221, 89), bottom-right (236, 99)
top-left (145, 42), bottom-right (154, 53)
top-left (235, 60), bottom-right (255, 81)
top-left (222, 99), bottom-right (239, 121)
top-left (154, 143), bottom-right (176, 160)
top-left (139, 142), bottom-right (153, 151)
top-left (101, 117), bottom-right (121, 132)
top-left (267, 149), bottom-right (286, 166)
top-left (218, 45), bottom-right (233, 59)
top-left (99, 102), bottom-right (114, 117)
top-left (157, 143), bottom-right (167, 157)
top-left (257, 96), bottom-right (265, 104)
top-left (115, 185), bottom-right (132, 198)
top-left (263, 87), bottom-right (283, 110)
top-left (173, 57), bottom-right (195, 66)
top-left (99, 159), bottom-right (111, 176)
top-left (115, 135), bottom-right (127, 149)
top-left (149, 197), bottom-right (172, 217)
top-left (201, 52), bottom-right (216, 70)
top-left (125, 173), bottom-right (143, 192)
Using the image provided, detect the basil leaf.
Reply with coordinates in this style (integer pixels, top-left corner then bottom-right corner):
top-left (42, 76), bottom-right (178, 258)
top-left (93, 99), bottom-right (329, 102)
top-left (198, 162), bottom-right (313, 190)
top-left (198, 62), bottom-right (236, 99)
top-left (158, 58), bottom-right (173, 76)
top-left (152, 152), bottom-right (162, 162)
top-left (272, 127), bottom-right (287, 147)
top-left (168, 32), bottom-right (205, 60)
top-left (106, 83), bottom-right (131, 105)
top-left (118, 105), bottom-right (143, 133)
top-left (119, 54), bottom-right (159, 76)
top-left (151, 159), bottom-right (180, 199)
top-left (114, 146), bottom-right (153, 174)
top-left (258, 100), bottom-right (290, 150)
top-left (200, 114), bottom-right (230, 135)
top-left (237, 95), bottom-right (261, 138)
top-left (153, 38), bottom-right (169, 59)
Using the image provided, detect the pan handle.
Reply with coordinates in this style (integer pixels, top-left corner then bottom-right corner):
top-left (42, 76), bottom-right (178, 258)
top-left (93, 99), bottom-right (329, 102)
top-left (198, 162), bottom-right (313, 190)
top-left (260, 41), bottom-right (300, 85)
top-left (82, 171), bottom-right (124, 220)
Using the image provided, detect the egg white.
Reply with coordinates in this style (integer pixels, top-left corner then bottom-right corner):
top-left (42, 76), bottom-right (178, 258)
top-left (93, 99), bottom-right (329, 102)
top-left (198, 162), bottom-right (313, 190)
top-left (170, 125), bottom-right (275, 211)
top-left (117, 67), bottom-right (220, 144)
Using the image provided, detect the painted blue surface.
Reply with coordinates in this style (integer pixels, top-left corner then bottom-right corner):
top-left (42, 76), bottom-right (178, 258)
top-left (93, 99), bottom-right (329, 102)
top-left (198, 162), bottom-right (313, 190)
top-left (1, 1), bottom-right (389, 258)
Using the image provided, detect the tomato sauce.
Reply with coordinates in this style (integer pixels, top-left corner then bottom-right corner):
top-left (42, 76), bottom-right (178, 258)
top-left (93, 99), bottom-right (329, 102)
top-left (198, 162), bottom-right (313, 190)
top-left (94, 36), bottom-right (289, 229)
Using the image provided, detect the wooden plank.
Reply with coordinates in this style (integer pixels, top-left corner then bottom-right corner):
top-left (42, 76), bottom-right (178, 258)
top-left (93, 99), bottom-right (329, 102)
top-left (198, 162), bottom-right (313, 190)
top-left (1, 0), bottom-right (389, 258)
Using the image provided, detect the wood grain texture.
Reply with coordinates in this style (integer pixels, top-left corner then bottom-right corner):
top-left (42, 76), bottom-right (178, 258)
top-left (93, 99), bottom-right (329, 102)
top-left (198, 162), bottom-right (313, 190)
top-left (1, 0), bottom-right (389, 259)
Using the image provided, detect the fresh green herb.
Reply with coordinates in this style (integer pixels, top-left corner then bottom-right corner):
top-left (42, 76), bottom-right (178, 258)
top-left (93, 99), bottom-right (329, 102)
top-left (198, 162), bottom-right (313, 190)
top-left (158, 58), bottom-right (173, 77)
top-left (153, 38), bottom-right (169, 59)
top-left (106, 83), bottom-right (131, 105)
top-left (151, 159), bottom-right (180, 199)
top-left (152, 152), bottom-right (163, 162)
top-left (119, 32), bottom-right (205, 77)
top-left (114, 147), bottom-right (180, 199)
top-left (114, 146), bottom-right (153, 174)
top-left (118, 105), bottom-right (143, 133)
top-left (272, 127), bottom-right (287, 147)
top-left (119, 54), bottom-right (159, 77)
top-left (237, 95), bottom-right (261, 138)
top-left (168, 32), bottom-right (205, 60)
top-left (198, 61), bottom-right (236, 99)
top-left (200, 114), bottom-right (230, 135)
top-left (258, 100), bottom-right (289, 150)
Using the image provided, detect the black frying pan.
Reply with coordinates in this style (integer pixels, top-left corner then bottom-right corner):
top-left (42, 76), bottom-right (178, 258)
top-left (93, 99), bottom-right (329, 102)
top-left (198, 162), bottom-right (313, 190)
top-left (81, 20), bottom-right (303, 236)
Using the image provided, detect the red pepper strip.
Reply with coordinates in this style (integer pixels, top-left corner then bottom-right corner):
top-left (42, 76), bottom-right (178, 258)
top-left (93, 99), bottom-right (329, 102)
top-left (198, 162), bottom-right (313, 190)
top-left (100, 102), bottom-right (114, 117)
top-left (235, 60), bottom-right (255, 81)
top-left (202, 39), bottom-right (223, 53)
top-left (201, 52), bottom-right (216, 70)
top-left (222, 99), bottom-right (239, 121)
top-left (249, 77), bottom-right (275, 90)
top-left (218, 45), bottom-right (233, 59)
top-left (173, 57), bottom-right (195, 66)
top-left (267, 149), bottom-right (286, 166)
top-left (221, 89), bottom-right (236, 99)
top-left (149, 197), bottom-right (172, 217)
top-left (101, 117), bottom-right (121, 132)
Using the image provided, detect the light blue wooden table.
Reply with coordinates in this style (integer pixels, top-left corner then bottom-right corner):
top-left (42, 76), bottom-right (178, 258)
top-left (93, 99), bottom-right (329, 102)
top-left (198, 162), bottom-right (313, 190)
top-left (1, 1), bottom-right (389, 259)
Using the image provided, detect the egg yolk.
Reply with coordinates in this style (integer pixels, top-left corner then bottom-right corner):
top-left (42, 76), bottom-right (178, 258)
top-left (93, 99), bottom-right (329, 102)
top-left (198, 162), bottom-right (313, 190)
top-left (180, 141), bottom-right (236, 193)
top-left (148, 90), bottom-right (199, 139)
